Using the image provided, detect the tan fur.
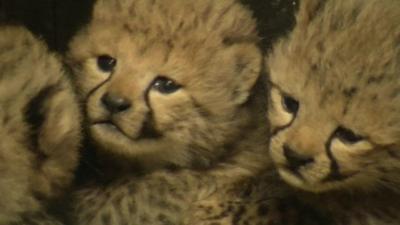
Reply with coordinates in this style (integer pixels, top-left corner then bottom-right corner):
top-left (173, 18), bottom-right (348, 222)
top-left (267, 0), bottom-right (400, 224)
top-left (67, 0), bottom-right (263, 171)
top-left (0, 26), bottom-right (81, 224)
top-left (64, 0), bottom-right (284, 224)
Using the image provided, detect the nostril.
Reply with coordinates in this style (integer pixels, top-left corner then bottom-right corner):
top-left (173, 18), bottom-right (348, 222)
top-left (283, 144), bottom-right (314, 171)
top-left (101, 93), bottom-right (132, 113)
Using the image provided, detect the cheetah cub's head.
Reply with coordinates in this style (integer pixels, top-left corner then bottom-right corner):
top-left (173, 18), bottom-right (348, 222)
top-left (267, 0), bottom-right (400, 193)
top-left (68, 0), bottom-right (261, 169)
top-left (0, 26), bottom-right (81, 223)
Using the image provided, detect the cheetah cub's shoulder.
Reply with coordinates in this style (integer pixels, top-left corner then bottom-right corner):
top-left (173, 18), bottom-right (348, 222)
top-left (0, 26), bottom-right (82, 224)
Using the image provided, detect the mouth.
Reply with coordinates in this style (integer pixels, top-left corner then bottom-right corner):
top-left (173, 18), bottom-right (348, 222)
top-left (278, 166), bottom-right (359, 192)
top-left (92, 120), bottom-right (162, 141)
top-left (92, 120), bottom-right (131, 140)
top-left (278, 167), bottom-right (307, 188)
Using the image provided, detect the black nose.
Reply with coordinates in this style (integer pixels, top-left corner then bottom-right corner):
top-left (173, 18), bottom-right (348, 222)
top-left (101, 93), bottom-right (131, 113)
top-left (283, 144), bottom-right (314, 171)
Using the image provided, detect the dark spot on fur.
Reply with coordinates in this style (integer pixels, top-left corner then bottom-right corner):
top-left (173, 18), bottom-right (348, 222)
top-left (317, 41), bottom-right (325, 52)
top-left (232, 205), bottom-right (246, 225)
top-left (388, 150), bottom-right (400, 159)
top-left (24, 84), bottom-right (60, 163)
top-left (342, 103), bottom-right (349, 116)
top-left (128, 202), bottom-right (137, 214)
top-left (236, 56), bottom-right (250, 74)
top-left (377, 167), bottom-right (388, 173)
top-left (367, 76), bottom-right (384, 85)
top-left (157, 214), bottom-right (174, 225)
top-left (140, 214), bottom-right (150, 223)
top-left (343, 87), bottom-right (358, 98)
top-left (390, 87), bottom-right (400, 98)
top-left (128, 182), bottom-right (136, 194)
top-left (223, 36), bottom-right (260, 46)
top-left (2, 113), bottom-right (11, 125)
top-left (257, 203), bottom-right (270, 216)
top-left (111, 194), bottom-right (123, 206)
top-left (101, 213), bottom-right (111, 225)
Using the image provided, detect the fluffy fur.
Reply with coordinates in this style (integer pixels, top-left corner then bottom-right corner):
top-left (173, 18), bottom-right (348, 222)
top-left (0, 26), bottom-right (81, 224)
top-left (267, 0), bottom-right (400, 224)
top-left (67, 0), bottom-right (263, 171)
top-left (64, 0), bottom-right (283, 224)
top-left (182, 0), bottom-right (400, 224)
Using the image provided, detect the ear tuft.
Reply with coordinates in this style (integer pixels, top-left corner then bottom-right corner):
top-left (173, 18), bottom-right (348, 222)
top-left (231, 44), bottom-right (262, 105)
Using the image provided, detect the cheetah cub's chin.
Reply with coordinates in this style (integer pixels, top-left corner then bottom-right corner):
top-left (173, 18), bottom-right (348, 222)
top-left (0, 26), bottom-right (81, 224)
top-left (267, 0), bottom-right (400, 193)
top-left (68, 0), bottom-right (262, 169)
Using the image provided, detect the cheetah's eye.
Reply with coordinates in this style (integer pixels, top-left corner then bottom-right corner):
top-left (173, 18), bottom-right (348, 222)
top-left (334, 126), bottom-right (363, 144)
top-left (282, 95), bottom-right (299, 114)
top-left (152, 76), bottom-right (182, 94)
top-left (97, 55), bottom-right (117, 72)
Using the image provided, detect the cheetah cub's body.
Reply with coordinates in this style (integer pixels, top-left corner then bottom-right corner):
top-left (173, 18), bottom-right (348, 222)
top-left (65, 0), bottom-right (286, 224)
top-left (267, 0), bottom-right (400, 224)
top-left (187, 0), bottom-right (400, 224)
top-left (0, 26), bottom-right (81, 224)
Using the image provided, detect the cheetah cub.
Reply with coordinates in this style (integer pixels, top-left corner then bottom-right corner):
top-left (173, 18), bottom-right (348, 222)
top-left (66, 0), bottom-right (282, 224)
top-left (268, 0), bottom-right (400, 224)
top-left (0, 26), bottom-right (81, 224)
top-left (67, 0), bottom-right (263, 173)
top-left (185, 0), bottom-right (400, 224)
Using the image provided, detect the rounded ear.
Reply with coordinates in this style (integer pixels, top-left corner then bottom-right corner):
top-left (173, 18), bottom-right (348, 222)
top-left (229, 43), bottom-right (263, 105)
top-left (296, 0), bottom-right (326, 28)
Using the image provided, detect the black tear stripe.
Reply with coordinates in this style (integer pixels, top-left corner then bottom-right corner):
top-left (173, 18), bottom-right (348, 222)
top-left (191, 97), bottom-right (212, 119)
top-left (84, 71), bottom-right (114, 118)
top-left (24, 84), bottom-right (61, 162)
top-left (136, 112), bottom-right (162, 140)
top-left (322, 133), bottom-right (353, 182)
top-left (136, 79), bottom-right (163, 140)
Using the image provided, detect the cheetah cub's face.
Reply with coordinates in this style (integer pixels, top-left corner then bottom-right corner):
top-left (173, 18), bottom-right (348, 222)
top-left (267, 0), bottom-right (400, 192)
top-left (68, 0), bottom-right (261, 168)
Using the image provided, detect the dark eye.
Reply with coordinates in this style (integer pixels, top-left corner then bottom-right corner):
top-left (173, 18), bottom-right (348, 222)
top-left (97, 55), bottom-right (117, 72)
top-left (152, 76), bottom-right (181, 94)
top-left (282, 94), bottom-right (299, 114)
top-left (334, 126), bottom-right (363, 144)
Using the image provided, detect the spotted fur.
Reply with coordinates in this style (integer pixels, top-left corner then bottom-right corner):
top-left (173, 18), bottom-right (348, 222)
top-left (67, 0), bottom-right (263, 171)
top-left (66, 0), bottom-right (278, 224)
top-left (267, 0), bottom-right (400, 224)
top-left (0, 26), bottom-right (81, 224)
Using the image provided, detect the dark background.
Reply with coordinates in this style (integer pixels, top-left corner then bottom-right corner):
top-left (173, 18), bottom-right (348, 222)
top-left (0, 0), bottom-right (298, 53)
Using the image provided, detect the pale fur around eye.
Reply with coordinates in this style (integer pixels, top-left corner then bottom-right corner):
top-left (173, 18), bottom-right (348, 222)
top-left (331, 137), bottom-right (374, 155)
top-left (334, 126), bottom-right (364, 144)
top-left (269, 87), bottom-right (297, 128)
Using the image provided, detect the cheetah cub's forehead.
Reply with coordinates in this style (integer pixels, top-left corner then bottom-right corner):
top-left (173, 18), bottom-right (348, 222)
top-left (267, 0), bottom-right (400, 192)
top-left (0, 26), bottom-right (81, 223)
top-left (68, 0), bottom-right (262, 170)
